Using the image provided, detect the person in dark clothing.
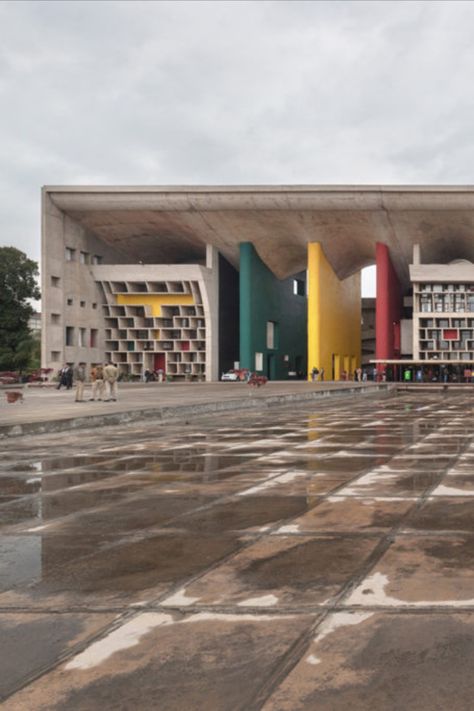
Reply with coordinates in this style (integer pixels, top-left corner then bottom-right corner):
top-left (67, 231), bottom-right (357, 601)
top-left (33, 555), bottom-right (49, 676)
top-left (56, 365), bottom-right (67, 390)
top-left (65, 364), bottom-right (73, 389)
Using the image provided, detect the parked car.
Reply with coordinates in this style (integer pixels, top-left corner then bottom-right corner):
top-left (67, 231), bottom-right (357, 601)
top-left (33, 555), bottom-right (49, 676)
top-left (221, 368), bottom-right (250, 382)
top-left (221, 370), bottom-right (239, 381)
top-left (0, 371), bottom-right (19, 385)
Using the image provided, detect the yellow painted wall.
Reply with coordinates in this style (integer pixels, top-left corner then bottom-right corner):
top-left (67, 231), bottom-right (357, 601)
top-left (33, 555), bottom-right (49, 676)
top-left (116, 293), bottom-right (194, 316)
top-left (308, 243), bottom-right (361, 380)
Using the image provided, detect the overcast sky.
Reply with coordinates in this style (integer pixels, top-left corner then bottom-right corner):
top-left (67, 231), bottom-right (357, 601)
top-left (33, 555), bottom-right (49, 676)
top-left (2, 0), bottom-right (474, 296)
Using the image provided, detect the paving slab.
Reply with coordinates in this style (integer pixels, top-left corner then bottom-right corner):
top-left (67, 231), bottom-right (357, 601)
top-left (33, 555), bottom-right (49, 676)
top-left (261, 612), bottom-right (474, 711)
top-left (0, 531), bottom-right (246, 611)
top-left (161, 534), bottom-right (381, 610)
top-left (280, 497), bottom-right (417, 533)
top-left (0, 611), bottom-right (117, 700)
top-left (347, 534), bottom-right (474, 607)
top-left (2, 611), bottom-right (317, 711)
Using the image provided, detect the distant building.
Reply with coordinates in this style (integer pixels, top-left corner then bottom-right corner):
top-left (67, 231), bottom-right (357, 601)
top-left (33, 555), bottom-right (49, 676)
top-left (41, 185), bottom-right (474, 381)
top-left (411, 253), bottom-right (474, 363)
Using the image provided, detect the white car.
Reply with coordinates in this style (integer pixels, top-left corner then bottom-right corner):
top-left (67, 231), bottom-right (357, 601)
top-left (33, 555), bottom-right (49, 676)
top-left (221, 370), bottom-right (239, 381)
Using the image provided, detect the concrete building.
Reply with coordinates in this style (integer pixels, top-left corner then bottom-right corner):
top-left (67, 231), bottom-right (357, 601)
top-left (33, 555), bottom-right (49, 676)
top-left (42, 185), bottom-right (474, 381)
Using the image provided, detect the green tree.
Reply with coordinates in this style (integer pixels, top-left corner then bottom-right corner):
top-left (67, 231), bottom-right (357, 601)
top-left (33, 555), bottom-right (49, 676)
top-left (0, 247), bottom-right (41, 371)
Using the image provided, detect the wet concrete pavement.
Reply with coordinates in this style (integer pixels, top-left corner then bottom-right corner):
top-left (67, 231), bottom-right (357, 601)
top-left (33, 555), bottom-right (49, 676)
top-left (2, 391), bottom-right (474, 709)
top-left (0, 380), bottom-right (388, 438)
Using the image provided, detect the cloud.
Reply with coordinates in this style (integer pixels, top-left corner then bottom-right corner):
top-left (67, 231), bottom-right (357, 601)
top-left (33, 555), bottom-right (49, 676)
top-left (1, 0), bottom-right (474, 280)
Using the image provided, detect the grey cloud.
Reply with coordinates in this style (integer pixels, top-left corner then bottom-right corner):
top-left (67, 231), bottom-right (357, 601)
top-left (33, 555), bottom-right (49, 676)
top-left (1, 0), bottom-right (474, 273)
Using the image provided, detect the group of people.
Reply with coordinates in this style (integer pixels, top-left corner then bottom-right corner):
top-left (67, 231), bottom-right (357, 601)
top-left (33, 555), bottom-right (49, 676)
top-left (143, 368), bottom-right (165, 383)
top-left (56, 362), bottom-right (119, 402)
top-left (311, 366), bottom-right (368, 382)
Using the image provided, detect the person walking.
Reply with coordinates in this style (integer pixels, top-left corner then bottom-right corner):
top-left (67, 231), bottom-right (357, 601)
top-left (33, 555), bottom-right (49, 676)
top-left (74, 362), bottom-right (87, 402)
top-left (56, 364), bottom-right (68, 390)
top-left (89, 363), bottom-right (105, 401)
top-left (103, 361), bottom-right (119, 401)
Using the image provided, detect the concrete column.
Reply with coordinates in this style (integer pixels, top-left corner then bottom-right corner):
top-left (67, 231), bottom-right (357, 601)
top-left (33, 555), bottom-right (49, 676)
top-left (307, 243), bottom-right (361, 380)
top-left (375, 243), bottom-right (403, 366)
top-left (307, 243), bottom-right (321, 380)
top-left (202, 246), bottom-right (219, 381)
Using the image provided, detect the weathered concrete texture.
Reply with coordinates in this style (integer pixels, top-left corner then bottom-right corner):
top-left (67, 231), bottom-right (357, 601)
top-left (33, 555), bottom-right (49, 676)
top-left (46, 185), bottom-right (474, 285)
top-left (2, 391), bottom-right (474, 709)
top-left (261, 612), bottom-right (474, 711)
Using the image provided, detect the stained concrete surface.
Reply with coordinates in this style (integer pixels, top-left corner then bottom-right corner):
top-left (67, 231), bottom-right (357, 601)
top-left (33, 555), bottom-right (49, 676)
top-left (2, 392), bottom-right (474, 709)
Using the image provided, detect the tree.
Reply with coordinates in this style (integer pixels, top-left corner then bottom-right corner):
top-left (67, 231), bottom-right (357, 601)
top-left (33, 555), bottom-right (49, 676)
top-left (0, 247), bottom-right (41, 371)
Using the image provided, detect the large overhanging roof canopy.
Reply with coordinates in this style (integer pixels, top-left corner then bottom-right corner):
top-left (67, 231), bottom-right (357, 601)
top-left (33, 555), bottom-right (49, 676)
top-left (45, 185), bottom-right (474, 288)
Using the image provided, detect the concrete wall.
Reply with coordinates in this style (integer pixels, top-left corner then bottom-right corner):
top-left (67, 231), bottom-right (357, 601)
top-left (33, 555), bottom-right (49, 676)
top-left (308, 243), bottom-right (361, 380)
top-left (410, 263), bottom-right (474, 283)
top-left (239, 243), bottom-right (307, 379)
top-left (375, 242), bottom-right (403, 364)
top-left (401, 319), bottom-right (413, 355)
top-left (41, 192), bottom-right (127, 374)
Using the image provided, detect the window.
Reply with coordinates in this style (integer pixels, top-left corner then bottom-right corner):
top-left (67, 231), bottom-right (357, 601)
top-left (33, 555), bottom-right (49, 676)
top-left (65, 327), bottom-right (75, 346)
top-left (293, 278), bottom-right (305, 296)
top-left (266, 321), bottom-right (275, 349)
top-left (51, 313), bottom-right (60, 324)
top-left (90, 329), bottom-right (98, 348)
top-left (80, 301), bottom-right (86, 308)
top-left (79, 251), bottom-right (89, 264)
top-left (51, 351), bottom-right (60, 361)
top-left (51, 276), bottom-right (60, 287)
top-left (92, 302), bottom-right (97, 310)
top-left (65, 247), bottom-right (76, 262)
top-left (92, 255), bottom-right (102, 265)
top-left (67, 298), bottom-right (73, 306)
top-left (255, 352), bottom-right (263, 371)
top-left (79, 328), bottom-right (87, 347)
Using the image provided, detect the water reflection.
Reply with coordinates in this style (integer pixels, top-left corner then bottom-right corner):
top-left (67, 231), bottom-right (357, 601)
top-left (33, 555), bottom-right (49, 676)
top-left (1, 392), bottom-right (473, 597)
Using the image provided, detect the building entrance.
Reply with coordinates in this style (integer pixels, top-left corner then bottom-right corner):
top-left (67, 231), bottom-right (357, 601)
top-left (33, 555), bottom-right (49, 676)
top-left (267, 353), bottom-right (276, 380)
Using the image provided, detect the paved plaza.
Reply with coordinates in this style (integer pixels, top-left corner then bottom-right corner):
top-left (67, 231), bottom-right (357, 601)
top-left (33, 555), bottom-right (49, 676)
top-left (0, 381), bottom-right (382, 438)
top-left (2, 390), bottom-right (474, 709)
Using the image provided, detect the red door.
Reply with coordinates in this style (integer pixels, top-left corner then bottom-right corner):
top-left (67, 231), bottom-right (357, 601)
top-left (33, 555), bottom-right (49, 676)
top-left (154, 353), bottom-right (166, 372)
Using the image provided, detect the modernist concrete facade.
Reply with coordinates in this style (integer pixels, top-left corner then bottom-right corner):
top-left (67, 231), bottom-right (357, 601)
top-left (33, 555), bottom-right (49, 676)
top-left (41, 186), bottom-right (474, 381)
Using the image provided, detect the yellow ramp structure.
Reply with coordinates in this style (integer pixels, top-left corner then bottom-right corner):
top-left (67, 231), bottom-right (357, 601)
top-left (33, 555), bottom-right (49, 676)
top-left (308, 243), bottom-right (361, 380)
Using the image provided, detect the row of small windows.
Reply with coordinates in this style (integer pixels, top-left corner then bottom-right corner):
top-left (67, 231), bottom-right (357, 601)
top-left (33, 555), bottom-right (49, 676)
top-left (65, 326), bottom-right (98, 348)
top-left (49, 280), bottom-right (98, 309)
top-left (65, 248), bottom-right (102, 265)
top-left (66, 298), bottom-right (97, 309)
